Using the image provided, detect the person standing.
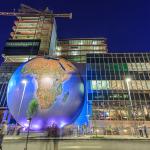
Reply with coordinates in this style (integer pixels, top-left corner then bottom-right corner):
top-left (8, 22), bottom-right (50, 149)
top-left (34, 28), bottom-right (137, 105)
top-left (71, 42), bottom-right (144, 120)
top-left (0, 121), bottom-right (7, 150)
top-left (0, 129), bottom-right (4, 150)
top-left (15, 124), bottom-right (22, 135)
top-left (1, 122), bottom-right (8, 136)
top-left (143, 124), bottom-right (149, 138)
top-left (138, 125), bottom-right (143, 137)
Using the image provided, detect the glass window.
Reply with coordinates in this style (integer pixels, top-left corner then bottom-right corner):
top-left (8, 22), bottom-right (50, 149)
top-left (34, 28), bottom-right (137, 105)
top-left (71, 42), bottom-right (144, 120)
top-left (91, 80), bottom-right (109, 90)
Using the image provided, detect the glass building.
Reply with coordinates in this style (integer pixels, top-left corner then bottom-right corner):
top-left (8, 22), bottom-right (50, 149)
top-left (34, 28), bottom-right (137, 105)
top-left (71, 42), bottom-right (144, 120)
top-left (55, 38), bottom-right (107, 63)
top-left (1, 4), bottom-right (150, 134)
top-left (0, 62), bottom-right (21, 122)
top-left (86, 53), bottom-right (150, 130)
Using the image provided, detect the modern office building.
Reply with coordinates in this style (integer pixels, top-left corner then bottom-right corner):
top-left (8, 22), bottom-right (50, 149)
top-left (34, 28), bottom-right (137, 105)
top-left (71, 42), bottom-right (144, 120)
top-left (0, 61), bottom-right (22, 122)
top-left (86, 53), bottom-right (150, 129)
top-left (1, 4), bottom-right (150, 132)
top-left (55, 38), bottom-right (107, 62)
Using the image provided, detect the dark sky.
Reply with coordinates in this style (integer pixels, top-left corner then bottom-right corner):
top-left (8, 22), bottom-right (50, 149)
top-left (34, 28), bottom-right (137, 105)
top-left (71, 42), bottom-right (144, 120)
top-left (0, 0), bottom-right (150, 53)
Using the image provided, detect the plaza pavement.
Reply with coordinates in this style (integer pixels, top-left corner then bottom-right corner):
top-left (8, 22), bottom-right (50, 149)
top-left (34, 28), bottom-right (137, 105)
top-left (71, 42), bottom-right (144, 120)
top-left (2, 134), bottom-right (150, 150)
top-left (3, 134), bottom-right (150, 140)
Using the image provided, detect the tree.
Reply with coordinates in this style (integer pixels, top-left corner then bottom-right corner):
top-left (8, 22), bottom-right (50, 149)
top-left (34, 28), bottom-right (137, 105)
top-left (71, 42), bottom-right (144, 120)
top-left (27, 99), bottom-right (39, 118)
top-left (24, 99), bottom-right (38, 150)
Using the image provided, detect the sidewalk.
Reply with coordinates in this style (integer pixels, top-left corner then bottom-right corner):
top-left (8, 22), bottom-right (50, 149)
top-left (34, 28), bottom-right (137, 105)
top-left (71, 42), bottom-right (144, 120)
top-left (3, 134), bottom-right (150, 140)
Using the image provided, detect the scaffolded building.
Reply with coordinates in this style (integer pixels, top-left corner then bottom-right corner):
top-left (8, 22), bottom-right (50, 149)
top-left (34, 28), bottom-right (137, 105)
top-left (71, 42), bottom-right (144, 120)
top-left (2, 4), bottom-right (150, 136)
top-left (0, 4), bottom-right (108, 123)
top-left (0, 4), bottom-right (70, 122)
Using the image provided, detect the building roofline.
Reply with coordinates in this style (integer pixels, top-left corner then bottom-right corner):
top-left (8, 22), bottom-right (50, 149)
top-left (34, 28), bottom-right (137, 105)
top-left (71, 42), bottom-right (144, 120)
top-left (58, 37), bottom-right (107, 41)
top-left (87, 52), bottom-right (150, 54)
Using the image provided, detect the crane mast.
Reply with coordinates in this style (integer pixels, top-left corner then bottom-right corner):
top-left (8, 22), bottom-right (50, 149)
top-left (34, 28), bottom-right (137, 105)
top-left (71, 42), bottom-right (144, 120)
top-left (0, 11), bottom-right (72, 19)
top-left (0, 4), bottom-right (72, 111)
top-left (0, 4), bottom-right (72, 19)
top-left (0, 4), bottom-right (72, 58)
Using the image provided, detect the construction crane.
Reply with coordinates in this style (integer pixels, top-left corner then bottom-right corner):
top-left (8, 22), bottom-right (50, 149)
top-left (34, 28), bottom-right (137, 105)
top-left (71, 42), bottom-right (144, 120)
top-left (0, 4), bottom-right (72, 19)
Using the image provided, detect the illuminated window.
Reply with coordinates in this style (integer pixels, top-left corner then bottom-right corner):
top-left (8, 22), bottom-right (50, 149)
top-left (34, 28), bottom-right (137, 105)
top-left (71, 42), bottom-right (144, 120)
top-left (79, 41), bottom-right (83, 45)
top-left (56, 46), bottom-right (61, 51)
top-left (91, 80), bottom-right (109, 90)
top-left (92, 41), bottom-right (97, 45)
top-left (55, 52), bottom-right (61, 56)
top-left (127, 63), bottom-right (150, 71)
top-left (93, 46), bottom-right (99, 50)
top-left (6, 41), bottom-right (39, 47)
top-left (71, 51), bottom-right (79, 55)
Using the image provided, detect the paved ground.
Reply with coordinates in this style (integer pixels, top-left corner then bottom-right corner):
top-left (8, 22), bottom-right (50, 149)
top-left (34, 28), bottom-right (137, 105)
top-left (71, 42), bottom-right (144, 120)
top-left (58, 140), bottom-right (150, 150)
top-left (4, 134), bottom-right (150, 140)
top-left (2, 135), bottom-right (150, 150)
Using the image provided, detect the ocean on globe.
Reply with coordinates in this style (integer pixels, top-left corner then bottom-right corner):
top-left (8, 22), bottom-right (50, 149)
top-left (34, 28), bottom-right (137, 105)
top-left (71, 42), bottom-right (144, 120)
top-left (7, 57), bottom-right (84, 130)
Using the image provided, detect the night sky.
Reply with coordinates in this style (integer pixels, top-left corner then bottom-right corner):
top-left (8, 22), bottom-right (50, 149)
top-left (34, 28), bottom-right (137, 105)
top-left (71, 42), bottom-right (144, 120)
top-left (0, 0), bottom-right (150, 53)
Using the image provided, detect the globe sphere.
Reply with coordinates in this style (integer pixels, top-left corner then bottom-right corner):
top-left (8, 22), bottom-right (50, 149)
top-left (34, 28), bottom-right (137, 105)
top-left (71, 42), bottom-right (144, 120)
top-left (7, 57), bottom-right (84, 130)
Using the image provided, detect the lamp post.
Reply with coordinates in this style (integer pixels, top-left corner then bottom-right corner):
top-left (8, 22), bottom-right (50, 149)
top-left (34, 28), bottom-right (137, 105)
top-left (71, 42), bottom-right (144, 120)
top-left (125, 78), bottom-right (134, 115)
top-left (24, 99), bottom-right (38, 150)
top-left (18, 79), bottom-right (27, 119)
top-left (125, 78), bottom-right (136, 136)
top-left (24, 117), bottom-right (31, 150)
top-left (86, 114), bottom-right (90, 134)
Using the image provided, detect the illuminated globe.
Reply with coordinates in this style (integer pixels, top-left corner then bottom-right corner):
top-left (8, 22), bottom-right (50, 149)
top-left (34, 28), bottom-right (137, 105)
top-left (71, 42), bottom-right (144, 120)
top-left (7, 57), bottom-right (84, 130)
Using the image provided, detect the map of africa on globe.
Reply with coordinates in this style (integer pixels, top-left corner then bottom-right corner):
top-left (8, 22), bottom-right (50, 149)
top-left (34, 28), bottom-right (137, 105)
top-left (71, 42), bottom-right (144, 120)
top-left (22, 57), bottom-right (76, 109)
top-left (7, 57), bottom-right (84, 129)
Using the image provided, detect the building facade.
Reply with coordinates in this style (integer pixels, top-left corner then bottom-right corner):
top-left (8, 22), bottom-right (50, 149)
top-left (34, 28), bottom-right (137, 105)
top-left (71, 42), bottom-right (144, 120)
top-left (10, 4), bottom-right (57, 55)
top-left (1, 5), bottom-right (150, 133)
top-left (3, 4), bottom-right (57, 63)
top-left (55, 38), bottom-right (107, 62)
top-left (0, 5), bottom-right (62, 122)
top-left (86, 53), bottom-right (150, 129)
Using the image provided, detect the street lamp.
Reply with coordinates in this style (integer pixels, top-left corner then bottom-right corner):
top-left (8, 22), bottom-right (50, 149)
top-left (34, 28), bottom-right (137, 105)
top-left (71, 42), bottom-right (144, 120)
top-left (125, 77), bottom-right (136, 136)
top-left (24, 117), bottom-right (32, 150)
top-left (86, 114), bottom-right (90, 134)
top-left (18, 79), bottom-right (27, 119)
top-left (125, 77), bottom-right (133, 113)
top-left (125, 78), bottom-right (131, 82)
top-left (22, 79), bottom-right (27, 85)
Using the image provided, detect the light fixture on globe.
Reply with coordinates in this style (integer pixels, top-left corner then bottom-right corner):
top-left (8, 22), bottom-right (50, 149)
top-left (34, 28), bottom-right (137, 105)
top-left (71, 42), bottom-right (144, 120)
top-left (7, 57), bottom-right (84, 130)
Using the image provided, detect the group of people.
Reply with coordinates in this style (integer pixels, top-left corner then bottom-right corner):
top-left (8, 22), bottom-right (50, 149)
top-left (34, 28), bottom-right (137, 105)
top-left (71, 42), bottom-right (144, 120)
top-left (0, 122), bottom-right (22, 150)
top-left (0, 121), bottom-right (8, 150)
top-left (0, 121), bottom-right (148, 150)
top-left (47, 123), bottom-right (59, 137)
top-left (138, 124), bottom-right (149, 138)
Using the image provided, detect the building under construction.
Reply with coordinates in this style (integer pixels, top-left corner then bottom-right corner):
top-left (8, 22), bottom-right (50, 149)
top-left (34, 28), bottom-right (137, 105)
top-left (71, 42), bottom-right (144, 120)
top-left (0, 4), bottom-right (107, 124)
top-left (0, 4), bottom-right (150, 135)
top-left (0, 4), bottom-right (71, 122)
